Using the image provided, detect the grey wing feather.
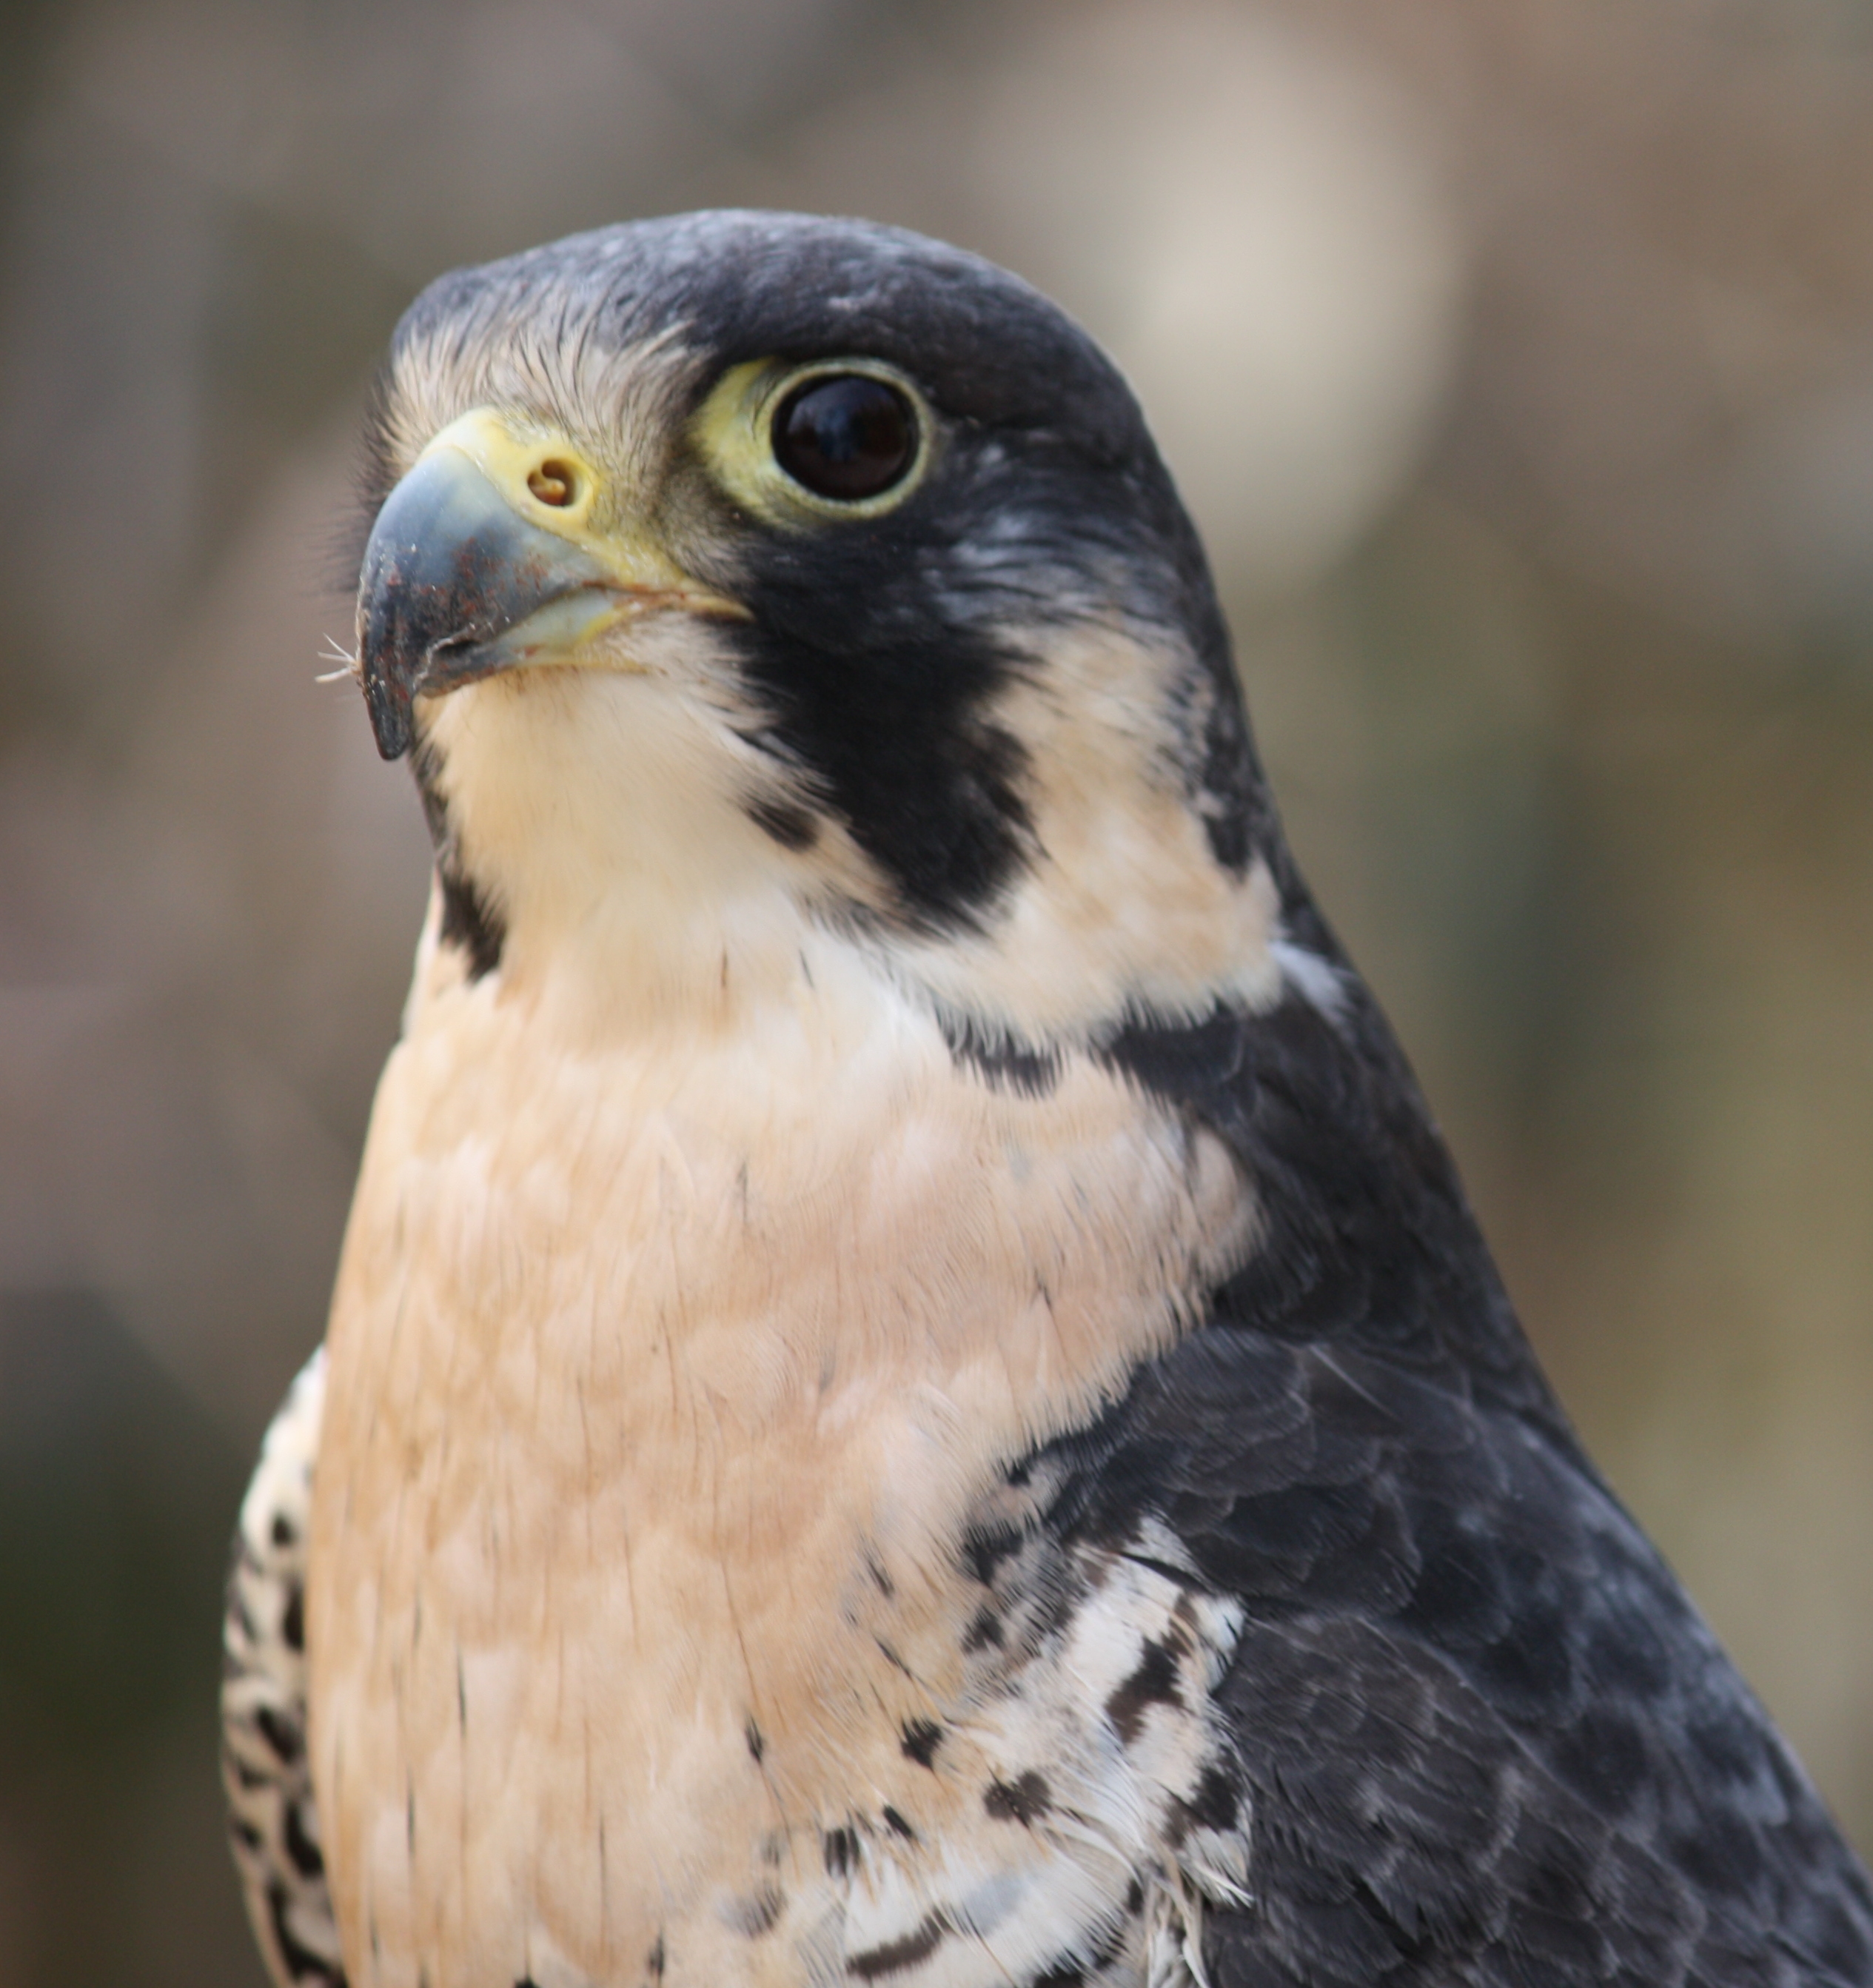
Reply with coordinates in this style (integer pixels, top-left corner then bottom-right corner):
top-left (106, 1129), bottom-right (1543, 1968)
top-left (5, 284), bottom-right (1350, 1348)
top-left (1050, 1326), bottom-right (1873, 1987)
top-left (1045, 981), bottom-right (1873, 1986)
top-left (222, 1348), bottom-right (346, 1988)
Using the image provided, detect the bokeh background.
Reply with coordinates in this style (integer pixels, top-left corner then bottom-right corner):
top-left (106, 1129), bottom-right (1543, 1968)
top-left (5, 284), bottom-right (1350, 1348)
top-left (0, 0), bottom-right (1870, 1978)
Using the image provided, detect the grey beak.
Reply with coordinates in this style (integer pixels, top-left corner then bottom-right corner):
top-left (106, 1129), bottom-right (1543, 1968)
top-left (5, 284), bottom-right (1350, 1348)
top-left (355, 446), bottom-right (620, 760)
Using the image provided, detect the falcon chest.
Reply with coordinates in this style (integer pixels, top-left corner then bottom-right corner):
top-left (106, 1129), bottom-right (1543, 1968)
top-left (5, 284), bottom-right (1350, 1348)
top-left (306, 926), bottom-right (1250, 1988)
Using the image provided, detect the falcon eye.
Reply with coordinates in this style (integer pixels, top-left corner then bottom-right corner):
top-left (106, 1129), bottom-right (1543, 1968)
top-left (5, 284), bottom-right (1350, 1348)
top-left (772, 375), bottom-right (917, 502)
top-left (691, 358), bottom-right (929, 523)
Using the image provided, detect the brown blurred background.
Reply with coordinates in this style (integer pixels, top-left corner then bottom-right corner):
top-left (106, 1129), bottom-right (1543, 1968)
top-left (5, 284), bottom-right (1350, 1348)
top-left (0, 0), bottom-right (1869, 1978)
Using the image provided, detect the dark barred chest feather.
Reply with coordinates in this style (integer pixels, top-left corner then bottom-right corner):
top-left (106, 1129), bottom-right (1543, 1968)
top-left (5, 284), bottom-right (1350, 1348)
top-left (227, 1363), bottom-right (1252, 1988)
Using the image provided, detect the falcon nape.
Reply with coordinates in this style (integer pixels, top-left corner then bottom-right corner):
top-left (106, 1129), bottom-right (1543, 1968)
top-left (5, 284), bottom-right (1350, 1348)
top-left (221, 212), bottom-right (1873, 1988)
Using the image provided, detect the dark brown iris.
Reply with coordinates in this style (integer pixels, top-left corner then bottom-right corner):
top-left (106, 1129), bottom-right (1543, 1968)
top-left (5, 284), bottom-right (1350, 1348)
top-left (772, 374), bottom-right (917, 501)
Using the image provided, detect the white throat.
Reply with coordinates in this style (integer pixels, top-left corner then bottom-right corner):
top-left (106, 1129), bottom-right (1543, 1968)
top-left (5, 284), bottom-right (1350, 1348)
top-left (418, 649), bottom-right (842, 1030)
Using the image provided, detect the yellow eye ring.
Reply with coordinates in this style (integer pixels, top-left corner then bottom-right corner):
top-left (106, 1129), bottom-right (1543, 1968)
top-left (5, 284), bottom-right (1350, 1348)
top-left (692, 357), bottom-right (935, 525)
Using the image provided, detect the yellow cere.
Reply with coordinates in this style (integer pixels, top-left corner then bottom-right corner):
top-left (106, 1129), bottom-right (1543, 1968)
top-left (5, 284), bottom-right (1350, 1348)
top-left (418, 409), bottom-right (608, 543)
top-left (417, 406), bottom-right (747, 616)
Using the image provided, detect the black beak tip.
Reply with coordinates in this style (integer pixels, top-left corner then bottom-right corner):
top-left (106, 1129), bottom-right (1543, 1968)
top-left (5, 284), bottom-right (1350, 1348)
top-left (363, 667), bottom-right (415, 761)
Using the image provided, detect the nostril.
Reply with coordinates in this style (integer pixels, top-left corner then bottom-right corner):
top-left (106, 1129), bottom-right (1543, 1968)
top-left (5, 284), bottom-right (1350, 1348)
top-left (527, 459), bottom-right (579, 508)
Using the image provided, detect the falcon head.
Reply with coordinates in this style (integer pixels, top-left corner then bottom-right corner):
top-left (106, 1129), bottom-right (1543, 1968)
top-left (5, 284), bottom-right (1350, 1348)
top-left (355, 211), bottom-right (1301, 1047)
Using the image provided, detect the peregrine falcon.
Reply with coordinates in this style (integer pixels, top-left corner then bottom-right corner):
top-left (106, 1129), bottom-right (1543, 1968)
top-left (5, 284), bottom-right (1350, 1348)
top-left (221, 211), bottom-right (1873, 1988)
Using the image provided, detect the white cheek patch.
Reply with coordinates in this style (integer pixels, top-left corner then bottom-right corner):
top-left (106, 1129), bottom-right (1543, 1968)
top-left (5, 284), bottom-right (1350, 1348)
top-left (887, 626), bottom-right (1285, 1048)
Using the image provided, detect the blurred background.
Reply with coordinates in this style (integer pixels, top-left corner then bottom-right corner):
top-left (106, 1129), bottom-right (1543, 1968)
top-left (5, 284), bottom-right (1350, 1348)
top-left (0, 0), bottom-right (1869, 1977)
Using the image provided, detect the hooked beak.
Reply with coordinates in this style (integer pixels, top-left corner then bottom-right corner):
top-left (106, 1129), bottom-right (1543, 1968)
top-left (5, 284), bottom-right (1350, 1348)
top-left (355, 408), bottom-right (745, 760)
